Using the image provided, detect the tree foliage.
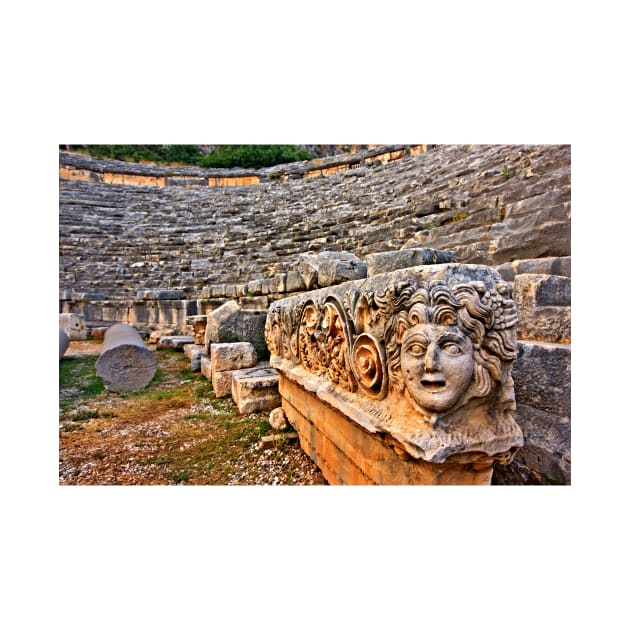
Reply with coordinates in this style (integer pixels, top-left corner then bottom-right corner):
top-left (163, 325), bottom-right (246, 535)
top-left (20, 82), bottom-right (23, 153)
top-left (197, 145), bottom-right (314, 168)
top-left (62, 144), bottom-right (314, 168)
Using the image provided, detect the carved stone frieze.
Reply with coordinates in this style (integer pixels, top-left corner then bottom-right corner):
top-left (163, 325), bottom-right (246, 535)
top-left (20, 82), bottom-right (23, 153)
top-left (265, 263), bottom-right (524, 465)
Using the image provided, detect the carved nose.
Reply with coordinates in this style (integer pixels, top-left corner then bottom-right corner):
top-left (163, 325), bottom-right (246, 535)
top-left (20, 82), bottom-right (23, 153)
top-left (424, 344), bottom-right (441, 371)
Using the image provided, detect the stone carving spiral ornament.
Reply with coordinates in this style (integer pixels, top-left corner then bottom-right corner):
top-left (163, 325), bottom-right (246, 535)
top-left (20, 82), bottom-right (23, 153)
top-left (349, 333), bottom-right (388, 399)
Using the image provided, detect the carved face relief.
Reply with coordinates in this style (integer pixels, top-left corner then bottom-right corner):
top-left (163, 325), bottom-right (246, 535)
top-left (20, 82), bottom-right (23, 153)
top-left (400, 323), bottom-right (474, 413)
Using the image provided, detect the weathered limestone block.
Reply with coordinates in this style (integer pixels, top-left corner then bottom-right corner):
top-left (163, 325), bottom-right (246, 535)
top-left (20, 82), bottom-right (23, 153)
top-left (204, 300), bottom-right (268, 359)
top-left (95, 324), bottom-right (157, 392)
top-left (513, 341), bottom-right (571, 418)
top-left (281, 376), bottom-right (497, 485)
top-left (514, 273), bottom-right (571, 343)
top-left (74, 291), bottom-right (106, 301)
top-left (204, 299), bottom-right (241, 347)
top-left (149, 328), bottom-right (176, 344)
top-left (200, 355), bottom-right (212, 381)
top-left (210, 342), bottom-right (257, 373)
top-left (231, 366), bottom-right (282, 414)
top-left (59, 329), bottom-right (69, 359)
top-left (297, 251), bottom-right (367, 290)
top-left (493, 403), bottom-right (570, 485)
top-left (259, 432), bottom-right (299, 449)
top-left (247, 279), bottom-right (264, 295)
top-left (136, 289), bottom-right (185, 300)
top-left (212, 369), bottom-right (237, 398)
top-left (209, 342), bottom-right (258, 398)
top-left (286, 270), bottom-right (306, 293)
top-left (265, 263), bottom-right (524, 484)
top-left (183, 343), bottom-right (207, 372)
top-left (317, 257), bottom-right (367, 287)
top-left (187, 315), bottom-right (208, 345)
top-left (59, 313), bottom-right (88, 340)
top-left (496, 256), bottom-right (571, 282)
top-left (238, 296), bottom-right (269, 311)
top-left (157, 335), bottom-right (195, 349)
top-left (365, 247), bottom-right (456, 277)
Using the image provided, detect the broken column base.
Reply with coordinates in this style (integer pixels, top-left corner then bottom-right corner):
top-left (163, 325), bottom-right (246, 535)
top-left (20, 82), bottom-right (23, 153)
top-left (280, 375), bottom-right (511, 486)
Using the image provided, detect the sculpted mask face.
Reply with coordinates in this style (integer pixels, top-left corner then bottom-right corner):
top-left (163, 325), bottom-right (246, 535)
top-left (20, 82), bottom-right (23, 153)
top-left (400, 323), bottom-right (474, 413)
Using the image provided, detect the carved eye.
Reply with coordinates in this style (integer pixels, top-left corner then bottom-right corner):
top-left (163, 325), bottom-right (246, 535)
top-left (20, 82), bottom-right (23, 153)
top-left (443, 343), bottom-right (463, 356)
top-left (407, 343), bottom-right (426, 357)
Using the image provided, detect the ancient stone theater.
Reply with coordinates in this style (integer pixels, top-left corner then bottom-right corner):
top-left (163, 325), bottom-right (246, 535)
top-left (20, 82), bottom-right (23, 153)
top-left (59, 144), bottom-right (571, 484)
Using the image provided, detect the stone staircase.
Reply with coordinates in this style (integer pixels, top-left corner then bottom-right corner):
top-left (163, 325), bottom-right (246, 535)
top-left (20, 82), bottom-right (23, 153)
top-left (59, 144), bottom-right (570, 300)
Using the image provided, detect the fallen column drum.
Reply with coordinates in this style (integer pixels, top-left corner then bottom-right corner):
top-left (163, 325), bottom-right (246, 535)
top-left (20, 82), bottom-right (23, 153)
top-left (96, 324), bottom-right (157, 392)
top-left (59, 329), bottom-right (70, 359)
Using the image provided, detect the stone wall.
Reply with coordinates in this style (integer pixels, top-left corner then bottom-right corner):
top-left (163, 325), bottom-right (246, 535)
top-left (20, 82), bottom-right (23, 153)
top-left (59, 145), bottom-right (427, 188)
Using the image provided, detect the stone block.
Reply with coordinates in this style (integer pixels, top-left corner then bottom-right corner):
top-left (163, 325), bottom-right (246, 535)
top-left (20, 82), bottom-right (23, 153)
top-left (514, 403), bottom-right (570, 483)
top-left (515, 273), bottom-right (570, 307)
top-left (231, 366), bottom-right (281, 414)
top-left (157, 335), bottom-right (195, 349)
top-left (204, 300), bottom-right (240, 348)
top-left (239, 296), bottom-right (268, 311)
top-left (365, 247), bottom-right (456, 277)
top-left (286, 270), bottom-right (306, 293)
top-left (90, 326), bottom-right (109, 340)
top-left (210, 342), bottom-right (257, 372)
top-left (247, 279), bottom-right (263, 295)
top-left (270, 274), bottom-right (287, 293)
top-left (149, 328), bottom-right (176, 344)
top-left (514, 274), bottom-right (571, 343)
top-left (495, 262), bottom-right (515, 282)
top-left (136, 289), bottom-right (184, 300)
top-left (76, 292), bottom-right (106, 301)
top-left (183, 343), bottom-right (207, 372)
top-left (261, 278), bottom-right (274, 295)
top-left (210, 369), bottom-right (234, 398)
top-left (514, 256), bottom-right (571, 278)
top-left (494, 403), bottom-right (570, 485)
top-left (317, 257), bottom-right (367, 287)
top-left (200, 355), bottom-right (212, 381)
top-left (186, 300), bottom-right (198, 316)
top-left (186, 315), bottom-right (208, 345)
top-left (210, 284), bottom-right (227, 298)
top-left (204, 300), bottom-right (268, 359)
top-left (297, 251), bottom-right (367, 290)
top-left (281, 376), bottom-right (494, 485)
top-left (513, 341), bottom-right (571, 418)
top-left (59, 313), bottom-right (88, 340)
top-left (259, 433), bottom-right (299, 450)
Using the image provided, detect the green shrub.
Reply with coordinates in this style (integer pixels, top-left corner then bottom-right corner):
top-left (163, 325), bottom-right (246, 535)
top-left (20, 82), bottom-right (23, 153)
top-left (64, 144), bottom-right (314, 168)
top-left (197, 145), bottom-right (314, 169)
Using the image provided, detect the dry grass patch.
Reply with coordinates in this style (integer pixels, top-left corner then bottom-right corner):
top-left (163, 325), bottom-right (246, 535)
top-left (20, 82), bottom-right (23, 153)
top-left (59, 340), bottom-right (325, 485)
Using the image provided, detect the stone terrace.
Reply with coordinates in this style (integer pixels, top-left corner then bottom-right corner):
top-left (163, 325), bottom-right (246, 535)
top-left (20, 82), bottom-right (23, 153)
top-left (59, 144), bottom-right (570, 298)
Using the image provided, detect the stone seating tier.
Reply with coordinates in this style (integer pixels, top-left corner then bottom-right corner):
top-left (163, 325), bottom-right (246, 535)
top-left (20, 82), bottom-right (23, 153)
top-left (59, 144), bottom-right (570, 299)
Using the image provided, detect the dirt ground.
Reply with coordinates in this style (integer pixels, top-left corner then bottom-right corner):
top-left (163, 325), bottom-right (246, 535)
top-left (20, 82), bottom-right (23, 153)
top-left (59, 340), bottom-right (327, 486)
